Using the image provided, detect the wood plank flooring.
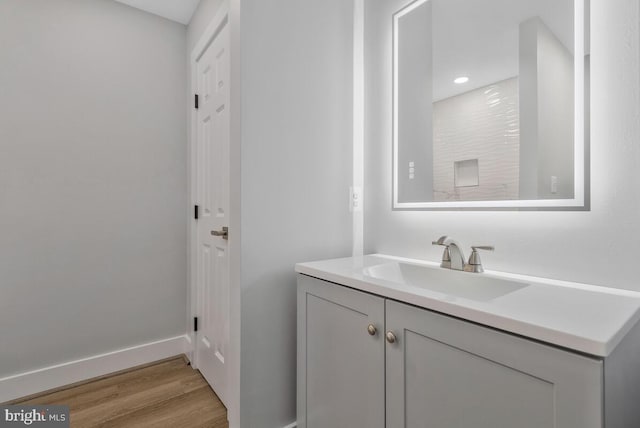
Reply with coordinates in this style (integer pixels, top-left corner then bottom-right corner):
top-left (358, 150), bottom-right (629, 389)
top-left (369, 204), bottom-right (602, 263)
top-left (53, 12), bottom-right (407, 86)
top-left (13, 357), bottom-right (228, 428)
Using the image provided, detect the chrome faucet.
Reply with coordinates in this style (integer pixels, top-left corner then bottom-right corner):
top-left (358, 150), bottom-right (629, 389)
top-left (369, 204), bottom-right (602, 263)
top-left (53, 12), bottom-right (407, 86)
top-left (432, 236), bottom-right (494, 273)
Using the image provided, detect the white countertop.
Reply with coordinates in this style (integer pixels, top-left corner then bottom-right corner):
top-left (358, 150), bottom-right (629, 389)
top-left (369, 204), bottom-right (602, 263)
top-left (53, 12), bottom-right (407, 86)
top-left (295, 254), bottom-right (640, 357)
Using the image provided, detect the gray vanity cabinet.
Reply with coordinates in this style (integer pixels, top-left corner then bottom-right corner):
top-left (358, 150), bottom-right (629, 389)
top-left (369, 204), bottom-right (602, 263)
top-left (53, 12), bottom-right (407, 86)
top-left (297, 274), bottom-right (385, 428)
top-left (298, 274), bottom-right (604, 428)
top-left (385, 299), bottom-right (603, 428)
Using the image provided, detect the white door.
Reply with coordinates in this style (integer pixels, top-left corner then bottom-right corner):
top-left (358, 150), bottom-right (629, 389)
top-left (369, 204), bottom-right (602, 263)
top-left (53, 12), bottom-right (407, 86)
top-left (195, 20), bottom-right (230, 406)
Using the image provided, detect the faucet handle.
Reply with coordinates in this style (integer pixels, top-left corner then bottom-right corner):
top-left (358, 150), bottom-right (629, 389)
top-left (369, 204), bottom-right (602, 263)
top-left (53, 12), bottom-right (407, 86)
top-left (432, 236), bottom-right (449, 246)
top-left (433, 236), bottom-right (452, 268)
top-left (471, 246), bottom-right (494, 252)
top-left (465, 246), bottom-right (494, 273)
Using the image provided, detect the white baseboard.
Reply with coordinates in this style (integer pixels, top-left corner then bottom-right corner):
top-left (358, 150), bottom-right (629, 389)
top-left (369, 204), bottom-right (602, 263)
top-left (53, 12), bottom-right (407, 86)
top-left (282, 423), bottom-right (297, 428)
top-left (0, 335), bottom-right (189, 403)
top-left (184, 333), bottom-right (194, 363)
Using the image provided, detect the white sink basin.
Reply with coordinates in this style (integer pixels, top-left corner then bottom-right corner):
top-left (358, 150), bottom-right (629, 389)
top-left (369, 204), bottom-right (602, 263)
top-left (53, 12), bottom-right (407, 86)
top-left (296, 254), bottom-right (640, 356)
top-left (363, 261), bottom-right (528, 302)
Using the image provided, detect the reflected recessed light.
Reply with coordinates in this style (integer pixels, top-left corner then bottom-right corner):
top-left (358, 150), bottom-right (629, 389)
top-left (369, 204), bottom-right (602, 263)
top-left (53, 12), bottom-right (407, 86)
top-left (454, 76), bottom-right (469, 84)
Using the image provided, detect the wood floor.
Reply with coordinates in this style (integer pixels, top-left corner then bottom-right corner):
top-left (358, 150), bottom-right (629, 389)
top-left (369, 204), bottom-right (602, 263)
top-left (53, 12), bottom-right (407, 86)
top-left (13, 357), bottom-right (228, 428)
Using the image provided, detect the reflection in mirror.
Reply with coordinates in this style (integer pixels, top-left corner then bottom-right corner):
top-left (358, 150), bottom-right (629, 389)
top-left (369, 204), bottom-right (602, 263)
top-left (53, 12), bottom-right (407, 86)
top-left (392, 0), bottom-right (588, 209)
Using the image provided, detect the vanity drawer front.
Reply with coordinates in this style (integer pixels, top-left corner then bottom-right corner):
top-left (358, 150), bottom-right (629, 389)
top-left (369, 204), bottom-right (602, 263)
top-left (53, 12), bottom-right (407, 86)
top-left (386, 300), bottom-right (603, 428)
top-left (297, 275), bottom-right (385, 428)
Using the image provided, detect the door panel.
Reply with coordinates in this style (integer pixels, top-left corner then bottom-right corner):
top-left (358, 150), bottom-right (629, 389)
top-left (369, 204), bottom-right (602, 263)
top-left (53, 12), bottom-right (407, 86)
top-left (297, 275), bottom-right (385, 428)
top-left (386, 300), bottom-right (603, 428)
top-left (195, 20), bottom-right (230, 406)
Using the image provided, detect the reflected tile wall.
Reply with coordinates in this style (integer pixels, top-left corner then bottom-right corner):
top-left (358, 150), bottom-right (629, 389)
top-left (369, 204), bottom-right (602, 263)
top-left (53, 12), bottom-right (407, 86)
top-left (432, 77), bottom-right (520, 201)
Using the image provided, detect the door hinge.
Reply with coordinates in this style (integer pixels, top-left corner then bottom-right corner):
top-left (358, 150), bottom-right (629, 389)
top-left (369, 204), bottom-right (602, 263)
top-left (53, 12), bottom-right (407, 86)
top-left (194, 205), bottom-right (199, 220)
top-left (194, 94), bottom-right (199, 109)
top-left (194, 317), bottom-right (198, 332)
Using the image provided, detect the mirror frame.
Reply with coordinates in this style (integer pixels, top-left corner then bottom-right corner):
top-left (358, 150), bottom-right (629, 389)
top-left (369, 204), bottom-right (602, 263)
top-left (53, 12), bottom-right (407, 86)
top-left (392, 0), bottom-right (589, 210)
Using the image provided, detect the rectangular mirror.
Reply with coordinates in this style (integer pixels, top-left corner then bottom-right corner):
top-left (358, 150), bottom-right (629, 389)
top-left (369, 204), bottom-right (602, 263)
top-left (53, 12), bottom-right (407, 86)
top-left (392, 0), bottom-right (589, 209)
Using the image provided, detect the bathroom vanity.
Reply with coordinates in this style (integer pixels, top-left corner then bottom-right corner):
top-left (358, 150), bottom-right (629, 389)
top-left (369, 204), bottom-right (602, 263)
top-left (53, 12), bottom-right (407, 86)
top-left (296, 255), bottom-right (640, 428)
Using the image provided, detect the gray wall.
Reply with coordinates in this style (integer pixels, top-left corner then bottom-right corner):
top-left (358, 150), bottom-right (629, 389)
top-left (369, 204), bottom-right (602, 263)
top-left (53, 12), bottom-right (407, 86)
top-left (519, 17), bottom-right (575, 199)
top-left (536, 19), bottom-right (575, 199)
top-left (518, 18), bottom-right (540, 200)
top-left (397, 1), bottom-right (433, 203)
top-left (0, 0), bottom-right (187, 378)
top-left (365, 0), bottom-right (640, 292)
top-left (239, 0), bottom-right (354, 427)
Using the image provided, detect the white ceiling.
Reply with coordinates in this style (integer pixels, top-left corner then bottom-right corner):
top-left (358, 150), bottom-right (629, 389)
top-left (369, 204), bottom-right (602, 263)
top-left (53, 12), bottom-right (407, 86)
top-left (113, 0), bottom-right (201, 25)
top-left (432, 0), bottom-right (574, 101)
top-left (398, 0), bottom-right (577, 101)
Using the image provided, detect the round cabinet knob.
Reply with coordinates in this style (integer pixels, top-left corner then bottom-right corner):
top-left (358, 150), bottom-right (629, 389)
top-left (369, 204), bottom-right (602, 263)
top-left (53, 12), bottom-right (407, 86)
top-left (367, 324), bottom-right (377, 336)
top-left (386, 331), bottom-right (397, 344)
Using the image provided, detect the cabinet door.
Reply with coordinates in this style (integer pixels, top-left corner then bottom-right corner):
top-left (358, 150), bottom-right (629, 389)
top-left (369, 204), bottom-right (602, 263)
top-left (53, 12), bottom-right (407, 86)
top-left (297, 275), bottom-right (385, 428)
top-left (386, 300), bottom-right (603, 428)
